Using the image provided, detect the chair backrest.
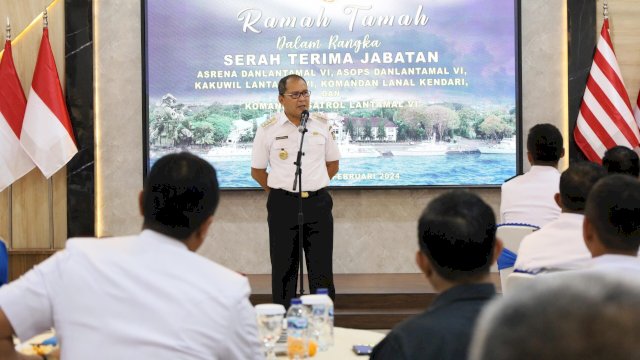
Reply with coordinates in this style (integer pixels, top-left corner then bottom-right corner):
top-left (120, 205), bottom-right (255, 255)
top-left (495, 223), bottom-right (539, 292)
top-left (504, 272), bottom-right (536, 294)
top-left (492, 223), bottom-right (539, 272)
top-left (497, 223), bottom-right (540, 253)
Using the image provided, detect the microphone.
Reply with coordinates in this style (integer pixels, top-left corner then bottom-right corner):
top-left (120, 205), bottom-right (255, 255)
top-left (298, 110), bottom-right (310, 133)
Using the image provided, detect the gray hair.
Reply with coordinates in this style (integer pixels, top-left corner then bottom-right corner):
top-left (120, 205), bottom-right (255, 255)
top-left (470, 272), bottom-right (640, 360)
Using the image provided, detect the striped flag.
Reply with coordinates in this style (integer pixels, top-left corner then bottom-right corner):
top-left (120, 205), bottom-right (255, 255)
top-left (634, 89), bottom-right (640, 128)
top-left (0, 39), bottom-right (35, 191)
top-left (20, 27), bottom-right (77, 178)
top-left (574, 18), bottom-right (640, 163)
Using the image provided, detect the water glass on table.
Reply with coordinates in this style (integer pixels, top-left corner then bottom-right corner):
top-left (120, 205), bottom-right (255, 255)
top-left (255, 303), bottom-right (286, 360)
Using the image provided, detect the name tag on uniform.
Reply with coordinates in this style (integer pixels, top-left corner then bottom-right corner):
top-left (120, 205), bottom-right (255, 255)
top-left (276, 136), bottom-right (288, 140)
top-left (312, 132), bottom-right (320, 136)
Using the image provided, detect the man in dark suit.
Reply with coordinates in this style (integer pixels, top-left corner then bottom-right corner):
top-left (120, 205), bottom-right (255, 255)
top-left (371, 190), bottom-right (502, 360)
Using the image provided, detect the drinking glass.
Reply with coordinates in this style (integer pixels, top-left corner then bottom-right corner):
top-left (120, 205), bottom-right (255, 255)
top-left (255, 304), bottom-right (286, 360)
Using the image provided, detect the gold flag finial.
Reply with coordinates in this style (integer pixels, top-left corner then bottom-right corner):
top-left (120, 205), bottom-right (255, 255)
top-left (43, 8), bottom-right (49, 28)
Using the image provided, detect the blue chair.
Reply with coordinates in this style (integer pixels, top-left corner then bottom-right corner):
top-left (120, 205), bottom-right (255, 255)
top-left (0, 239), bottom-right (7, 286)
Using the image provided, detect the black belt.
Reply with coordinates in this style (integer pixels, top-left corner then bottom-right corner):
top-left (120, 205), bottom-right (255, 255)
top-left (272, 188), bottom-right (325, 199)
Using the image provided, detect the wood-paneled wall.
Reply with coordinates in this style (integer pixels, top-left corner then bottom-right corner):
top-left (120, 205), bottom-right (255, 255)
top-left (0, 0), bottom-right (66, 278)
top-left (597, 0), bottom-right (640, 104)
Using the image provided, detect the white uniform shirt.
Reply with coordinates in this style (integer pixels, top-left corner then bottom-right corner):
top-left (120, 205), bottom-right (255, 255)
top-left (500, 165), bottom-right (561, 227)
top-left (251, 112), bottom-right (340, 192)
top-left (0, 230), bottom-right (263, 360)
top-left (585, 254), bottom-right (640, 273)
top-left (515, 213), bottom-right (590, 272)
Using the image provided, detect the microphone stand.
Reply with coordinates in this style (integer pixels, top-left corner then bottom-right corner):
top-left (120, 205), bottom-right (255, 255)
top-left (292, 119), bottom-right (308, 298)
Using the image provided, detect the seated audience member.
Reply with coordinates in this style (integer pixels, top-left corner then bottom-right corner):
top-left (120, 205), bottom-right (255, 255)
top-left (602, 145), bottom-right (639, 177)
top-left (371, 191), bottom-right (502, 360)
top-left (514, 162), bottom-right (606, 272)
top-left (0, 153), bottom-right (263, 360)
top-left (583, 174), bottom-right (640, 272)
top-left (470, 272), bottom-right (640, 360)
top-left (500, 124), bottom-right (564, 227)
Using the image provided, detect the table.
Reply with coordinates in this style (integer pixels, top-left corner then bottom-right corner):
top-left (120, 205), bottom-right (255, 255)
top-left (277, 327), bottom-right (385, 359)
top-left (17, 326), bottom-right (386, 359)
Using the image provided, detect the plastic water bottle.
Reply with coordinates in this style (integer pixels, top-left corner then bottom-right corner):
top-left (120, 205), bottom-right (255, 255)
top-left (316, 288), bottom-right (334, 347)
top-left (301, 294), bottom-right (329, 351)
top-left (286, 298), bottom-right (309, 359)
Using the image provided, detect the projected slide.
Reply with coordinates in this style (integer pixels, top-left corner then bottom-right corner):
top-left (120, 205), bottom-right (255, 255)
top-left (144, 0), bottom-right (519, 188)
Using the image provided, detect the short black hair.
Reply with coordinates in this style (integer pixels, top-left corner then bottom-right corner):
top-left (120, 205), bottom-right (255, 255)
top-left (278, 74), bottom-right (306, 95)
top-left (526, 124), bottom-right (563, 165)
top-left (142, 152), bottom-right (220, 240)
top-left (585, 175), bottom-right (640, 252)
top-left (418, 191), bottom-right (496, 282)
top-left (602, 146), bottom-right (640, 177)
top-left (559, 162), bottom-right (606, 212)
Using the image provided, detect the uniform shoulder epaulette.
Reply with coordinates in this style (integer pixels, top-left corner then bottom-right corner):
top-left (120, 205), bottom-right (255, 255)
top-left (503, 174), bottom-right (520, 183)
top-left (310, 113), bottom-right (328, 124)
top-left (261, 116), bottom-right (277, 128)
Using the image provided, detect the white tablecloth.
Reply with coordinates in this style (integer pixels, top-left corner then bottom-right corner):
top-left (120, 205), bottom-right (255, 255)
top-left (277, 327), bottom-right (385, 359)
top-left (17, 326), bottom-right (385, 359)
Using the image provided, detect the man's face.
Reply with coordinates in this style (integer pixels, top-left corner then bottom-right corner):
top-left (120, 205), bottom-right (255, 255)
top-left (278, 78), bottom-right (310, 121)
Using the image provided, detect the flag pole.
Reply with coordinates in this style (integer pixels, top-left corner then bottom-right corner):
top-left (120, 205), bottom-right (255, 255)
top-left (603, 0), bottom-right (608, 19)
top-left (5, 17), bottom-right (9, 41)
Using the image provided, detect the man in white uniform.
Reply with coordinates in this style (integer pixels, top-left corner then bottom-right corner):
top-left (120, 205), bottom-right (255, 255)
top-left (583, 175), bottom-right (640, 273)
top-left (251, 74), bottom-right (340, 307)
top-left (515, 162), bottom-right (606, 272)
top-left (500, 123), bottom-right (564, 227)
top-left (0, 153), bottom-right (263, 360)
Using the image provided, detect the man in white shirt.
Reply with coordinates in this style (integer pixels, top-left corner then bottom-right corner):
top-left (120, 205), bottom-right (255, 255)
top-left (515, 162), bottom-right (606, 272)
top-left (500, 124), bottom-right (564, 227)
top-left (583, 174), bottom-right (640, 273)
top-left (0, 153), bottom-right (263, 360)
top-left (251, 74), bottom-right (340, 307)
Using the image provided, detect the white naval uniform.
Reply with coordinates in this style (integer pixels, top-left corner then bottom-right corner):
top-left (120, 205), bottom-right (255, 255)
top-left (500, 165), bottom-right (561, 227)
top-left (251, 111), bottom-right (341, 307)
top-left (515, 212), bottom-right (590, 272)
top-left (251, 112), bottom-right (340, 191)
top-left (585, 254), bottom-right (640, 273)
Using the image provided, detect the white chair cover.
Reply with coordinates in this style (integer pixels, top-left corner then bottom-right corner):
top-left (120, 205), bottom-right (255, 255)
top-left (504, 272), bottom-right (536, 294)
top-left (494, 223), bottom-right (539, 292)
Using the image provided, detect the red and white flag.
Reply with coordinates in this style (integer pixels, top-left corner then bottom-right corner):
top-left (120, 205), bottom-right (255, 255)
top-left (20, 27), bottom-right (77, 178)
top-left (0, 39), bottom-right (35, 191)
top-left (574, 18), bottom-right (640, 163)
top-left (634, 89), bottom-right (640, 127)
